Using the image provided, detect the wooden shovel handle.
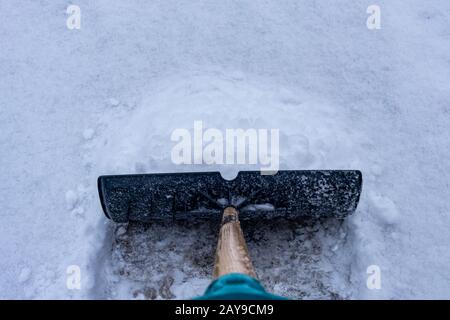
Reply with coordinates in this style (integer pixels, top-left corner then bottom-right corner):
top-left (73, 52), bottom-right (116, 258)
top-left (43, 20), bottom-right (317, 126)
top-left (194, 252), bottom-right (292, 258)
top-left (213, 207), bottom-right (257, 279)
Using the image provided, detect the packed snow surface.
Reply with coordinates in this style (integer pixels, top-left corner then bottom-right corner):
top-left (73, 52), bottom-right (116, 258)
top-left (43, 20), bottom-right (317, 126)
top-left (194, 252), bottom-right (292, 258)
top-left (1, 1), bottom-right (449, 299)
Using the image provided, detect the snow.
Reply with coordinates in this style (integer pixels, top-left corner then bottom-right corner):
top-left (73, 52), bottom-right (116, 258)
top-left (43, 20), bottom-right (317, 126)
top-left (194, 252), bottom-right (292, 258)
top-left (1, 0), bottom-right (450, 299)
top-left (82, 128), bottom-right (95, 141)
top-left (18, 268), bottom-right (31, 284)
top-left (107, 98), bottom-right (120, 108)
top-left (368, 191), bottom-right (400, 226)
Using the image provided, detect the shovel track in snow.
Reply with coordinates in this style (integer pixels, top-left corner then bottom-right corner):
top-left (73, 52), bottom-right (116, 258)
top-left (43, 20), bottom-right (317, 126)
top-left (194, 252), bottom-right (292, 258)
top-left (106, 218), bottom-right (351, 300)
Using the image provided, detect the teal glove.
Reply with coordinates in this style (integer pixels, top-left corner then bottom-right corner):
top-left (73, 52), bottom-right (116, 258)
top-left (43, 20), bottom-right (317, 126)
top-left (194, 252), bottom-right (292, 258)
top-left (196, 273), bottom-right (287, 300)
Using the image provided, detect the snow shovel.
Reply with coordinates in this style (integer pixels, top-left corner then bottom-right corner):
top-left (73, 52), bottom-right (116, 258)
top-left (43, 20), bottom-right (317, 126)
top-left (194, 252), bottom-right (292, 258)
top-left (98, 170), bottom-right (362, 299)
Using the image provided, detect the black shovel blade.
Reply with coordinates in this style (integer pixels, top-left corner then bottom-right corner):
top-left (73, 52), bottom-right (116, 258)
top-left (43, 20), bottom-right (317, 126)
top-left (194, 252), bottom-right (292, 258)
top-left (98, 170), bottom-right (362, 223)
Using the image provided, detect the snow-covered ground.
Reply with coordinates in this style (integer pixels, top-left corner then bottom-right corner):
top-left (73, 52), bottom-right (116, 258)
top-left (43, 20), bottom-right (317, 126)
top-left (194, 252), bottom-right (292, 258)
top-left (1, 1), bottom-right (449, 299)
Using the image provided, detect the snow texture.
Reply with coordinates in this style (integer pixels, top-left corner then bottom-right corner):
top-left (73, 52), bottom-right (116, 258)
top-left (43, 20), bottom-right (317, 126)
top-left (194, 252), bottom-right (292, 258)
top-left (0, 1), bottom-right (449, 299)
